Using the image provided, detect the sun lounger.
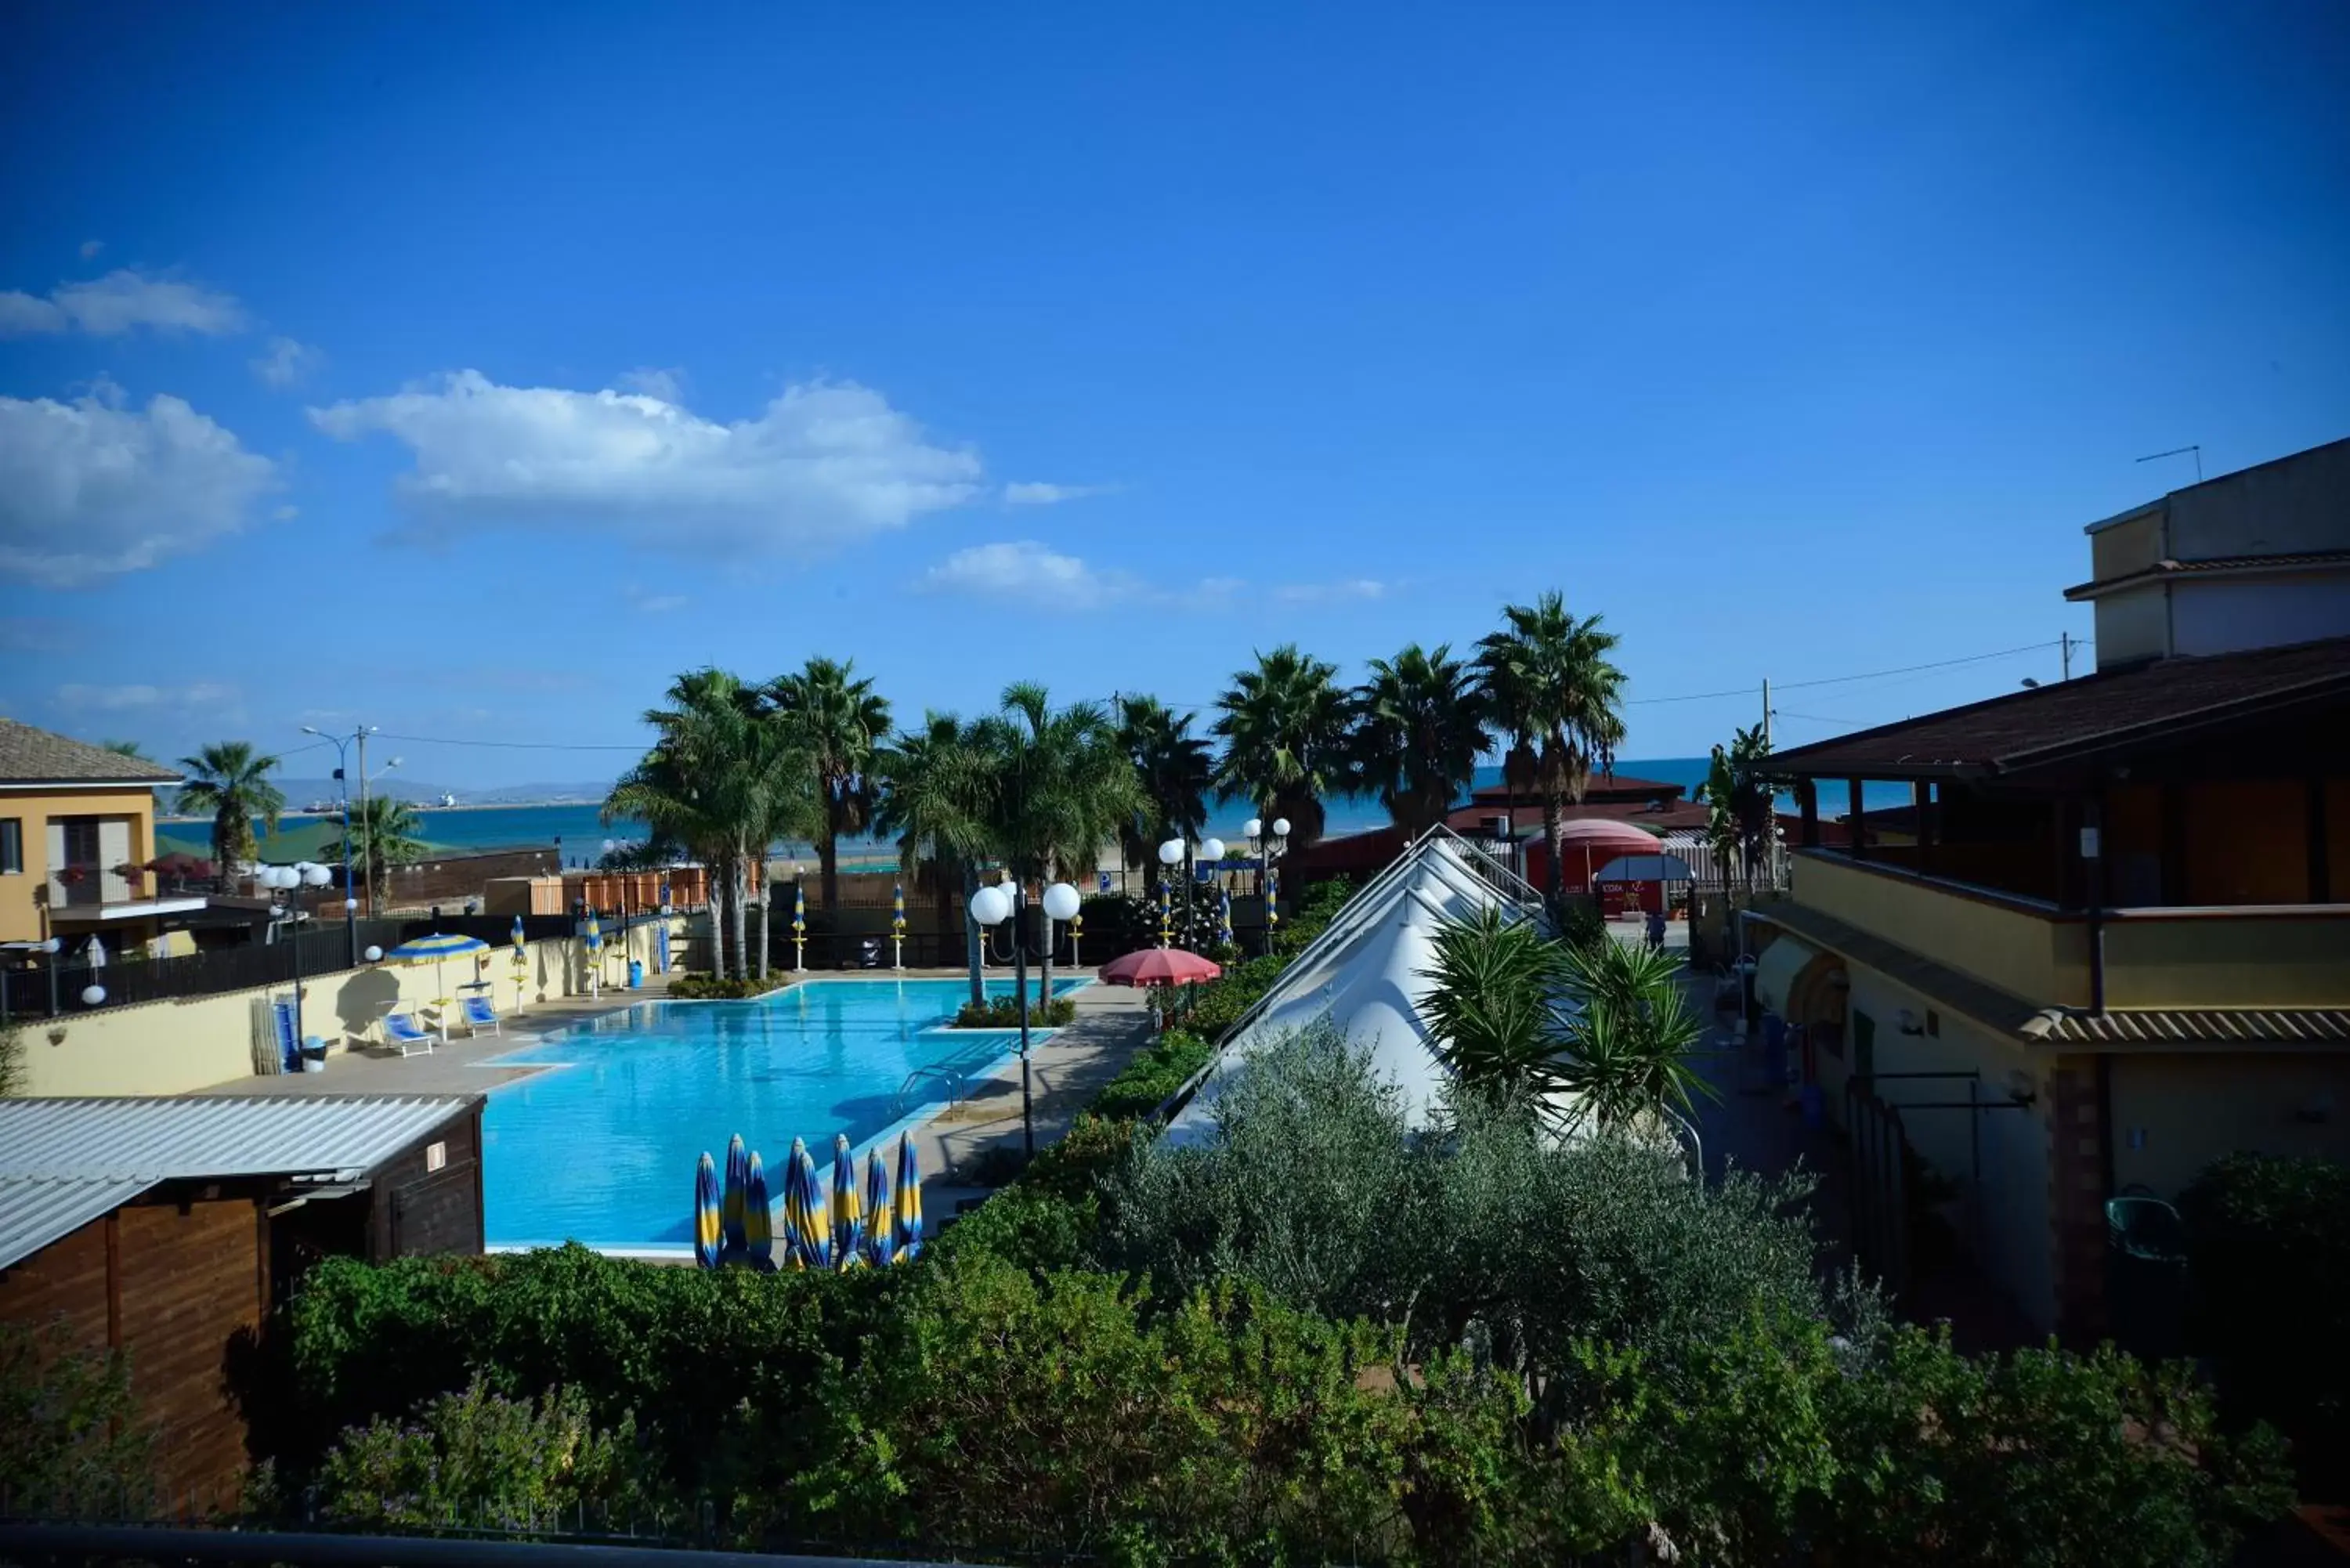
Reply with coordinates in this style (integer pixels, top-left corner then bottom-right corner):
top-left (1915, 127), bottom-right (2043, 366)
top-left (381, 1009), bottom-right (437, 1057)
top-left (457, 993), bottom-right (501, 1037)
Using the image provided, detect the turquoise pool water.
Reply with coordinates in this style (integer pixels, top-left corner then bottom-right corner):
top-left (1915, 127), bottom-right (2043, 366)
top-left (480, 977), bottom-right (1081, 1249)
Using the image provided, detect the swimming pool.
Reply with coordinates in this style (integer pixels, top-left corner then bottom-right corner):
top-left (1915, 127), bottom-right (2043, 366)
top-left (480, 977), bottom-right (1083, 1249)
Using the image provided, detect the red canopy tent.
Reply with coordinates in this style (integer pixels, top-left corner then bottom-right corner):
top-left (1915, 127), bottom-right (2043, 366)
top-left (1524, 820), bottom-right (1668, 905)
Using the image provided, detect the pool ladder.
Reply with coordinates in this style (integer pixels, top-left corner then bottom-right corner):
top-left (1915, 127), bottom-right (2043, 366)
top-left (891, 1064), bottom-right (968, 1119)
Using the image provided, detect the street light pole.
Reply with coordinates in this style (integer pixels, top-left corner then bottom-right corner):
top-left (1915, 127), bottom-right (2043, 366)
top-left (971, 879), bottom-right (1080, 1164)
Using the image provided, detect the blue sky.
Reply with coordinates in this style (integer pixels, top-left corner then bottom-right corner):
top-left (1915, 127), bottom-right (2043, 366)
top-left (4, 2), bottom-right (2345, 787)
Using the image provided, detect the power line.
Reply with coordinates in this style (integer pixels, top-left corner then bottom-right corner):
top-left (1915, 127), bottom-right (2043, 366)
top-left (373, 732), bottom-right (648, 752)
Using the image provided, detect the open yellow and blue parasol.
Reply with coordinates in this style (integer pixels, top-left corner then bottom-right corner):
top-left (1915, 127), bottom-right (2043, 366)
top-left (722, 1133), bottom-right (749, 1259)
top-left (894, 1129), bottom-right (923, 1262)
top-left (862, 1147), bottom-right (892, 1266)
top-left (830, 1133), bottom-right (864, 1269)
top-left (692, 1151), bottom-right (721, 1270)
top-left (386, 932), bottom-right (492, 1006)
top-left (743, 1151), bottom-right (775, 1271)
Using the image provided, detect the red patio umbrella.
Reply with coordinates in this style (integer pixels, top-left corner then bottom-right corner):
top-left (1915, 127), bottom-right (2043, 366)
top-left (1099, 947), bottom-right (1223, 988)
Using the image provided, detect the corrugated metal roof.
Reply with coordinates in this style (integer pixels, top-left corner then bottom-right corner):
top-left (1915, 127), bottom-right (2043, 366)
top-left (2019, 1009), bottom-right (2350, 1047)
top-left (0, 1096), bottom-right (477, 1270)
top-left (0, 1175), bottom-right (154, 1274)
top-left (0, 1096), bottom-right (476, 1181)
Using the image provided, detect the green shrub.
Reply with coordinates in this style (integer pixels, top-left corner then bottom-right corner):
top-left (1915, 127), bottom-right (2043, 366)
top-left (0, 1320), bottom-right (157, 1517)
top-left (1088, 1027), bottom-right (1216, 1121)
top-left (951, 992), bottom-right (1076, 1028)
top-left (312, 1378), bottom-right (670, 1535)
top-left (2181, 1152), bottom-right (2350, 1489)
top-left (665, 970), bottom-right (794, 1000)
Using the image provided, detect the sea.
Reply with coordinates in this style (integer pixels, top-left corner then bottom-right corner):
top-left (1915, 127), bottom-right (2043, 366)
top-left (162, 760), bottom-right (1914, 866)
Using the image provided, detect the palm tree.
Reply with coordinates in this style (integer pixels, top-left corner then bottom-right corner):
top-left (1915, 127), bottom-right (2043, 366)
top-left (316, 796), bottom-right (428, 906)
top-left (100, 740), bottom-right (150, 759)
top-left (971, 684), bottom-right (1143, 1003)
top-left (1115, 695), bottom-right (1213, 870)
top-left (1211, 645), bottom-right (1355, 849)
top-left (875, 712), bottom-right (998, 1005)
top-left (1354, 643), bottom-right (1488, 838)
top-left (608, 670), bottom-right (810, 981)
top-left (174, 742), bottom-right (285, 885)
top-left (763, 658), bottom-right (891, 912)
top-left (1554, 938), bottom-right (1712, 1137)
top-left (1475, 595), bottom-right (1626, 900)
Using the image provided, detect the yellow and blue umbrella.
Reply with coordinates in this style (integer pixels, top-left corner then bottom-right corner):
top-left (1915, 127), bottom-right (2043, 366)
top-left (692, 1151), bottom-right (721, 1270)
top-left (793, 882), bottom-right (806, 932)
top-left (1218, 887), bottom-right (1234, 948)
top-left (510, 915), bottom-right (526, 956)
top-left (891, 882), bottom-right (906, 934)
top-left (743, 1151), bottom-right (776, 1271)
top-left (387, 932), bottom-right (493, 1003)
top-left (722, 1133), bottom-right (749, 1259)
top-left (830, 1133), bottom-right (864, 1269)
top-left (797, 1141), bottom-right (832, 1268)
top-left (894, 1130), bottom-right (924, 1262)
top-left (779, 1136), bottom-right (812, 1270)
top-left (863, 1147), bottom-right (892, 1266)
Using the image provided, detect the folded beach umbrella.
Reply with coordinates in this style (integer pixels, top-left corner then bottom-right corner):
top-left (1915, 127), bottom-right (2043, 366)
top-left (894, 1129), bottom-right (924, 1263)
top-left (692, 1151), bottom-right (721, 1270)
top-left (830, 1133), bottom-right (865, 1269)
top-left (1218, 886), bottom-right (1234, 948)
top-left (863, 1147), bottom-right (893, 1266)
top-left (722, 1133), bottom-right (749, 1259)
top-left (743, 1151), bottom-right (776, 1271)
top-left (796, 1140), bottom-right (831, 1269)
top-left (779, 1136), bottom-right (812, 1270)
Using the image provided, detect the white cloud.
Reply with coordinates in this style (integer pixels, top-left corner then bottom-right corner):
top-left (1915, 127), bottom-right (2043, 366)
top-left (79, 240), bottom-right (104, 259)
top-left (57, 681), bottom-right (238, 712)
top-left (251, 336), bottom-right (324, 387)
top-left (0, 391), bottom-right (280, 586)
top-left (0, 268), bottom-right (247, 337)
top-left (918, 540), bottom-right (1138, 606)
top-left (309, 370), bottom-right (983, 550)
top-left (1274, 578), bottom-right (1389, 604)
top-left (624, 583), bottom-right (689, 613)
top-left (616, 366), bottom-right (685, 403)
top-left (1003, 481), bottom-right (1111, 506)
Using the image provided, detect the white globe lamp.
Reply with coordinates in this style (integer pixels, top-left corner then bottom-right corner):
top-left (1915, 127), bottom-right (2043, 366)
top-left (1042, 881), bottom-right (1081, 922)
top-left (81, 985), bottom-right (107, 1007)
top-left (364, 945), bottom-right (384, 963)
top-left (1157, 838), bottom-right (1185, 868)
top-left (1199, 837), bottom-right (1226, 864)
top-left (1243, 817), bottom-right (1263, 841)
top-left (300, 863), bottom-right (331, 889)
top-left (968, 884), bottom-right (1012, 927)
top-left (1272, 817), bottom-right (1292, 840)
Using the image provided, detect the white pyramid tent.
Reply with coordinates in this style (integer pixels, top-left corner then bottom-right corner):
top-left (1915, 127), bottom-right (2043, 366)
top-left (1162, 832), bottom-right (1542, 1147)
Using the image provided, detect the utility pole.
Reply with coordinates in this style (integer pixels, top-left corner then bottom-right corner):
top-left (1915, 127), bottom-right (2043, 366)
top-left (2060, 631), bottom-right (2074, 681)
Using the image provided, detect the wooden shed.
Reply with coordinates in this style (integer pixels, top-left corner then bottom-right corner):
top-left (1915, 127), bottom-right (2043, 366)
top-left (0, 1094), bottom-right (485, 1502)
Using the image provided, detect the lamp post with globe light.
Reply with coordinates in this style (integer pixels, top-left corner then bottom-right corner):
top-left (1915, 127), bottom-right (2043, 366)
top-left (259, 862), bottom-right (333, 1047)
top-left (300, 724), bottom-right (374, 966)
top-left (1244, 818), bottom-right (1291, 953)
top-left (1155, 838), bottom-right (1184, 946)
top-left (969, 877), bottom-right (1081, 1162)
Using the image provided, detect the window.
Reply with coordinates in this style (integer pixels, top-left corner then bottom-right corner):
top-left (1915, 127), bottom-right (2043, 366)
top-left (0, 818), bottom-right (20, 875)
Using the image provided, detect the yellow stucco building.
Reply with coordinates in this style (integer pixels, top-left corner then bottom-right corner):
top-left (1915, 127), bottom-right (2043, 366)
top-left (0, 720), bottom-right (194, 955)
top-left (1756, 439), bottom-right (2350, 1340)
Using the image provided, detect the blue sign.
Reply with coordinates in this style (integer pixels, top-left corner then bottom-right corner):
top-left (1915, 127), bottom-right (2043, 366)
top-left (1097, 871), bottom-right (1112, 894)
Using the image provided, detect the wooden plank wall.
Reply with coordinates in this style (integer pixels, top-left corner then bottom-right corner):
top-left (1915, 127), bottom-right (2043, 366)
top-left (369, 1105), bottom-right (485, 1260)
top-left (0, 1196), bottom-right (265, 1505)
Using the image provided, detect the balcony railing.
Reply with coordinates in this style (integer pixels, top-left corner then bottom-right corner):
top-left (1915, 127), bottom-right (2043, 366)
top-left (1790, 851), bottom-right (2350, 1012)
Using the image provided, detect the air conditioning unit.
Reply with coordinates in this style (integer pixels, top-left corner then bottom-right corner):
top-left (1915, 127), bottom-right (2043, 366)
top-left (1483, 815), bottom-right (1510, 840)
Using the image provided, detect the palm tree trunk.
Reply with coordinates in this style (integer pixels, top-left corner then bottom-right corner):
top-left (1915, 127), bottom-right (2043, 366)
top-left (733, 858), bottom-right (751, 980)
top-left (819, 809), bottom-right (841, 912)
top-left (756, 876), bottom-right (771, 979)
top-left (1542, 786), bottom-right (1564, 901)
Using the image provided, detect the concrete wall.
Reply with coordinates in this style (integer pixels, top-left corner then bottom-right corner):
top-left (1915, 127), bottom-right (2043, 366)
top-left (1846, 960), bottom-right (2059, 1335)
top-left (16, 919), bottom-right (678, 1097)
top-left (1792, 853), bottom-right (2090, 1007)
top-left (2110, 1051), bottom-right (2350, 1198)
top-left (2170, 573), bottom-right (2350, 659)
top-left (2092, 582), bottom-right (2171, 667)
top-left (0, 782), bottom-right (160, 943)
top-left (2088, 507), bottom-right (2166, 584)
top-left (2100, 909), bottom-right (2350, 1008)
top-left (2166, 437), bottom-right (2350, 560)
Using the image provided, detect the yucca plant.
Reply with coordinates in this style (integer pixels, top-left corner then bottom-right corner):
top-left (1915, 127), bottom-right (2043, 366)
top-left (1418, 905), bottom-right (1571, 1107)
top-left (1555, 938), bottom-right (1712, 1135)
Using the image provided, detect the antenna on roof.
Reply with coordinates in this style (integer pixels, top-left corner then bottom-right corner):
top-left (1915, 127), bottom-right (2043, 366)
top-left (2135, 444), bottom-right (2203, 482)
